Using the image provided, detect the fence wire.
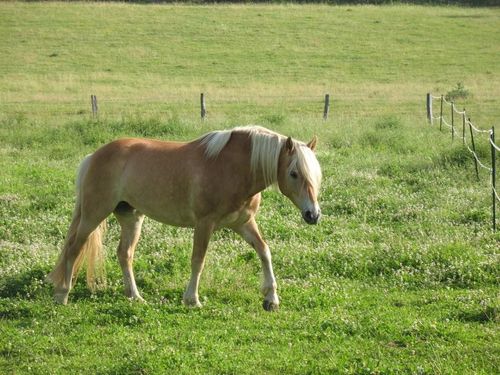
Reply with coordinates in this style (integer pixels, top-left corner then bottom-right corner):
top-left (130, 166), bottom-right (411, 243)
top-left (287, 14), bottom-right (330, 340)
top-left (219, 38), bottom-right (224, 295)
top-left (491, 138), bottom-right (500, 153)
top-left (494, 187), bottom-right (500, 204)
top-left (428, 93), bottom-right (498, 231)
top-left (467, 119), bottom-right (491, 134)
top-left (465, 143), bottom-right (493, 172)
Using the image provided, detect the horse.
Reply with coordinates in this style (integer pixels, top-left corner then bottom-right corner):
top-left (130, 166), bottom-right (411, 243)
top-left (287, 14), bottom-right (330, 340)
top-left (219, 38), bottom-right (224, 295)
top-left (46, 125), bottom-right (322, 311)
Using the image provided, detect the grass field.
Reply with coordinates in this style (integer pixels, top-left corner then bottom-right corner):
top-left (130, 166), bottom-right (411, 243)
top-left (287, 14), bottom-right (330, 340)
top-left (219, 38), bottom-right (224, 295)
top-left (1, 2), bottom-right (499, 374)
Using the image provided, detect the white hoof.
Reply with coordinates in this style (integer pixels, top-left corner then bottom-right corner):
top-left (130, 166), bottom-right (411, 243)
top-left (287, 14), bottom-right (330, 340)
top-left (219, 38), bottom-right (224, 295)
top-left (263, 299), bottom-right (279, 312)
top-left (183, 296), bottom-right (202, 309)
top-left (128, 294), bottom-right (146, 303)
top-left (54, 289), bottom-right (69, 305)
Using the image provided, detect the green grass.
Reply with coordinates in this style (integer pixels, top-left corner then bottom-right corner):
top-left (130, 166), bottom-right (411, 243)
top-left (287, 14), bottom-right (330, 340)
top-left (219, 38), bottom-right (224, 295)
top-left (1, 3), bottom-right (499, 374)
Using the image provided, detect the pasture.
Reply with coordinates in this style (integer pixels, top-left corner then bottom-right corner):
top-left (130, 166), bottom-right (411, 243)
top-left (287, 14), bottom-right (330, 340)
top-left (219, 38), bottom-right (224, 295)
top-left (0, 2), bottom-right (499, 374)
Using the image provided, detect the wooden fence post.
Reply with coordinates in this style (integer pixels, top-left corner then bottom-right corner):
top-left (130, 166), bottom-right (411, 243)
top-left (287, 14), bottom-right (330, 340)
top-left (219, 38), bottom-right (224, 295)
top-left (439, 95), bottom-right (443, 131)
top-left (451, 102), bottom-right (455, 141)
top-left (491, 127), bottom-right (496, 232)
top-left (200, 93), bottom-right (206, 120)
top-left (426, 93), bottom-right (432, 125)
top-left (469, 119), bottom-right (480, 181)
top-left (91, 95), bottom-right (98, 118)
top-left (323, 94), bottom-right (330, 120)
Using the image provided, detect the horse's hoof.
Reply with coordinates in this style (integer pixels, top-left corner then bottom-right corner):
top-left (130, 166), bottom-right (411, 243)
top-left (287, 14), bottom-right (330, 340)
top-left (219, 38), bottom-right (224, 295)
top-left (262, 300), bottom-right (279, 312)
top-left (54, 293), bottom-right (69, 305)
top-left (128, 295), bottom-right (146, 303)
top-left (183, 298), bottom-right (202, 309)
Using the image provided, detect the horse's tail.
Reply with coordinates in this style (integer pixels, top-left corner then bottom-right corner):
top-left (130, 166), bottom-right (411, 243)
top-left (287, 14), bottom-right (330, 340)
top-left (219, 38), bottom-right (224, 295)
top-left (47, 155), bottom-right (107, 292)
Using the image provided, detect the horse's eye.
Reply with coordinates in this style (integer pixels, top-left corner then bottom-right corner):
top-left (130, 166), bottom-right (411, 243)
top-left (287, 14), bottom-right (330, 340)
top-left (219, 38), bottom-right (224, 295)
top-left (290, 171), bottom-right (298, 179)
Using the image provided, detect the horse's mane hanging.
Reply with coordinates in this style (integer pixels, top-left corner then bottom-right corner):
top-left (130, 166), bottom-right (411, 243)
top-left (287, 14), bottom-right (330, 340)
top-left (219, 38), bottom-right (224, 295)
top-left (199, 126), bottom-right (321, 191)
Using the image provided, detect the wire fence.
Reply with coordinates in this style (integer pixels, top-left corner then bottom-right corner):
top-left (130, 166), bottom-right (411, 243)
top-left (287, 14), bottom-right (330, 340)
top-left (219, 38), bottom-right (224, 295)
top-left (426, 93), bottom-right (498, 231)
top-left (0, 93), bottom-right (336, 121)
top-left (2, 92), bottom-right (453, 122)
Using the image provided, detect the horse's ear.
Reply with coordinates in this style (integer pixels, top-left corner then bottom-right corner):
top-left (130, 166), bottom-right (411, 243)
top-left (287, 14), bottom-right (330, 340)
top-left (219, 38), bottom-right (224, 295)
top-left (307, 136), bottom-right (317, 152)
top-left (286, 137), bottom-right (295, 154)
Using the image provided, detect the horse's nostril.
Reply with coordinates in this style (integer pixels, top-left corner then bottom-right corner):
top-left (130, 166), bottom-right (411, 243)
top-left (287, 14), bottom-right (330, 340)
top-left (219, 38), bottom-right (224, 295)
top-left (303, 210), bottom-right (318, 224)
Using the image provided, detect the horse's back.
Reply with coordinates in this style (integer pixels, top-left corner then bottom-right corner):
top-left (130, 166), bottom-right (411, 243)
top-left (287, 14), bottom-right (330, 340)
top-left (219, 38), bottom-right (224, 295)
top-left (94, 137), bottom-right (190, 159)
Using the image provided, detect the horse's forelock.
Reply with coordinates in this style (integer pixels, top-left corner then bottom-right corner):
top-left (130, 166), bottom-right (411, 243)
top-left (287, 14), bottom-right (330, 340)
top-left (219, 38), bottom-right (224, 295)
top-left (249, 130), bottom-right (285, 187)
top-left (292, 144), bottom-right (322, 193)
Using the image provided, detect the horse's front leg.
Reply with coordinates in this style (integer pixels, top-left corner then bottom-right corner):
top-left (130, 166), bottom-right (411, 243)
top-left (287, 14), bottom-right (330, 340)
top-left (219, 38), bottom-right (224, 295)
top-left (183, 220), bottom-right (215, 308)
top-left (234, 219), bottom-right (279, 311)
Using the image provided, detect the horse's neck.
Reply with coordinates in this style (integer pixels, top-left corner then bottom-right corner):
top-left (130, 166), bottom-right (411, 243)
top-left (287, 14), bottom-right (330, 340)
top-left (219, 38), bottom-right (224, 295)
top-left (248, 169), bottom-right (270, 196)
top-left (202, 131), bottom-right (281, 196)
top-left (247, 147), bottom-right (284, 196)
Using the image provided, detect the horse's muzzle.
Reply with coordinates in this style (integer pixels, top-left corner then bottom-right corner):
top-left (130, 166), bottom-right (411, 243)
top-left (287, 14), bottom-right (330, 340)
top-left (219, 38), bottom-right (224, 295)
top-left (303, 209), bottom-right (321, 225)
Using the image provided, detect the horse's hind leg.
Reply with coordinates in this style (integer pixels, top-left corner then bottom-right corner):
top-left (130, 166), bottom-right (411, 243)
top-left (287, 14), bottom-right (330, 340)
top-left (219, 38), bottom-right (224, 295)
top-left (114, 203), bottom-right (145, 301)
top-left (53, 218), bottom-right (104, 304)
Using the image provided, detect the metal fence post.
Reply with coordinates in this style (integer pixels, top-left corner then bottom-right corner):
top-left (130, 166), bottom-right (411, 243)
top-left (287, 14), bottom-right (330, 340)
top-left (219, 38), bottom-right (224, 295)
top-left (469, 119), bottom-right (480, 181)
top-left (491, 127), bottom-right (496, 231)
top-left (462, 109), bottom-right (466, 145)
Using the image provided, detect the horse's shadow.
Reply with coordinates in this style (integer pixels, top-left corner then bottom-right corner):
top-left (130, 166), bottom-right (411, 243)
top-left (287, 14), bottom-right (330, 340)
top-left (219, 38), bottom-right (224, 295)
top-left (0, 266), bottom-right (186, 311)
top-left (0, 267), bottom-right (50, 299)
top-left (0, 267), bottom-right (106, 302)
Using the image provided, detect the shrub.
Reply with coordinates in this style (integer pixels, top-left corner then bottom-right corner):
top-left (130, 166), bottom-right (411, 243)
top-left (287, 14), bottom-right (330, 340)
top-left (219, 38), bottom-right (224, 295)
top-left (445, 82), bottom-right (471, 102)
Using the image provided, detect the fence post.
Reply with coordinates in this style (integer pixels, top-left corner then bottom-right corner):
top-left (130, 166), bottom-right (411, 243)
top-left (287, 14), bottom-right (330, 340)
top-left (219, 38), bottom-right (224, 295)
top-left (451, 102), bottom-right (455, 141)
top-left (439, 95), bottom-right (443, 131)
top-left (462, 109), bottom-right (466, 145)
top-left (491, 127), bottom-right (496, 232)
top-left (426, 93), bottom-right (432, 125)
top-left (323, 94), bottom-right (330, 121)
top-left (91, 95), bottom-right (98, 118)
top-left (200, 93), bottom-right (206, 120)
top-left (469, 119), bottom-right (480, 181)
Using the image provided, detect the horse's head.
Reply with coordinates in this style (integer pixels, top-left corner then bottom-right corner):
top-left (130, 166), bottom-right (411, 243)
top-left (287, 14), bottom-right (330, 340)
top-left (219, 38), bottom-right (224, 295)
top-left (278, 136), bottom-right (322, 225)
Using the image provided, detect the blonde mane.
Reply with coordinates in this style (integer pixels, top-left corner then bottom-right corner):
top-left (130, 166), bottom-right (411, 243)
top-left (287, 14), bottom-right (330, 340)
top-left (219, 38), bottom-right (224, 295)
top-left (199, 126), bottom-right (321, 191)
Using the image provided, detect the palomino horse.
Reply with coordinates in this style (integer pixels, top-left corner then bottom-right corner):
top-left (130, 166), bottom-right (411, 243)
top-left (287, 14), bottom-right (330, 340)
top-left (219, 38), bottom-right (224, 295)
top-left (47, 126), bottom-right (322, 311)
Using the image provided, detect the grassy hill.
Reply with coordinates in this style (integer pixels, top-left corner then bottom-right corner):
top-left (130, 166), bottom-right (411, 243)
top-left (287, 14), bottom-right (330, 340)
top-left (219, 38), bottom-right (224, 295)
top-left (0, 3), bottom-right (499, 374)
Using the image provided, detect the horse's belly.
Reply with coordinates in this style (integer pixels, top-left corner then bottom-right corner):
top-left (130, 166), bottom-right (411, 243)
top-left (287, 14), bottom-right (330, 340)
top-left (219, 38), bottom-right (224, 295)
top-left (124, 197), bottom-right (196, 228)
top-left (121, 177), bottom-right (197, 227)
top-left (143, 206), bottom-right (196, 228)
